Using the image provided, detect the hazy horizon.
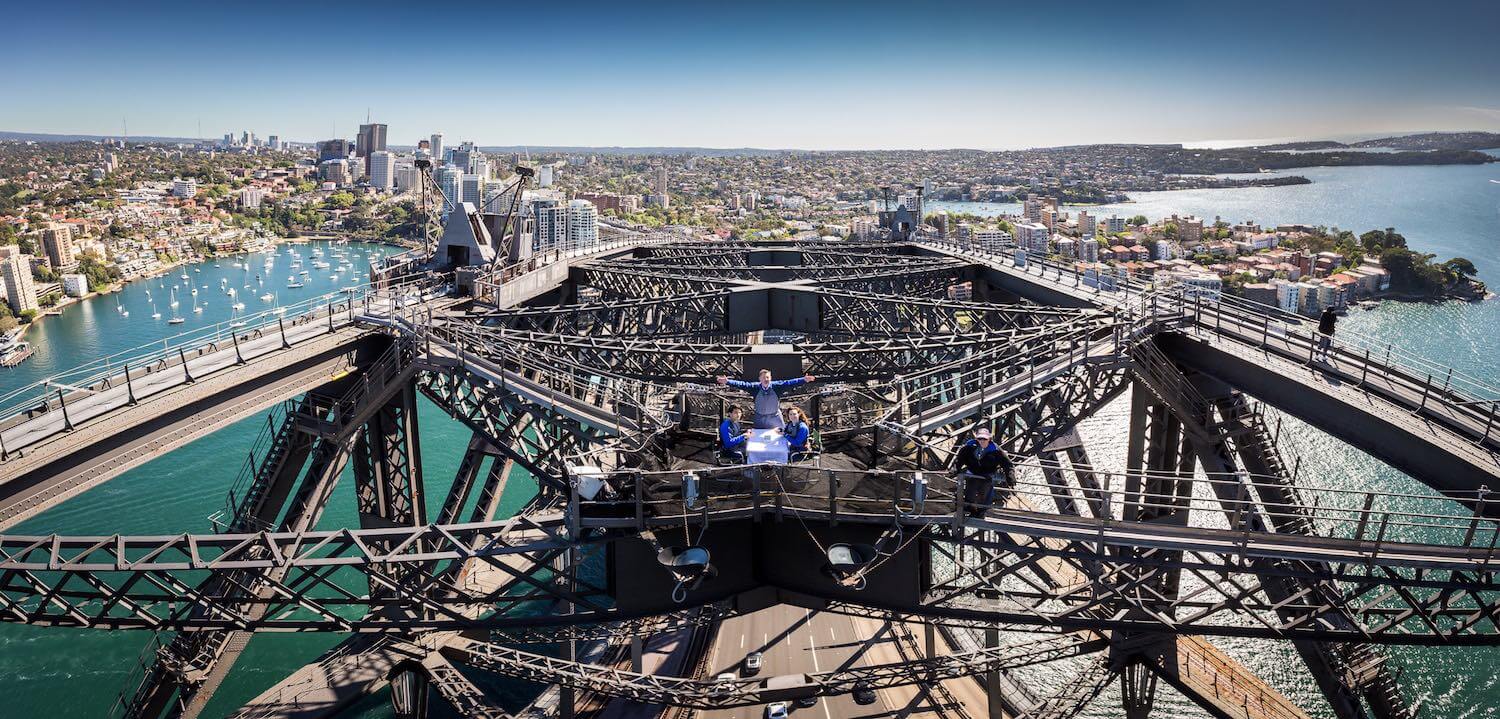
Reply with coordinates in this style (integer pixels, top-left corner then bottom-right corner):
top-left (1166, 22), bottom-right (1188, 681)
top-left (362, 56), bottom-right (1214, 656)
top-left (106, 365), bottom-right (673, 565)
top-left (2, 0), bottom-right (1497, 150)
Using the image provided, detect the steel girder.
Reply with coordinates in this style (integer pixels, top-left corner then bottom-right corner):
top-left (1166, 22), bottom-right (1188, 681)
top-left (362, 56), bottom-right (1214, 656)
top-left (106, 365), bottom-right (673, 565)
top-left (416, 367), bottom-right (605, 493)
top-left (584, 256), bottom-right (967, 283)
top-left (449, 631), bottom-right (1104, 709)
top-left (821, 262), bottom-right (970, 298)
top-left (916, 512), bottom-right (1500, 645)
top-left (471, 290), bottom-right (731, 337)
top-left (466, 325), bottom-right (1063, 383)
top-left (11, 485), bottom-right (1500, 641)
top-left (816, 287), bottom-right (1093, 336)
top-left (576, 265), bottom-right (735, 299)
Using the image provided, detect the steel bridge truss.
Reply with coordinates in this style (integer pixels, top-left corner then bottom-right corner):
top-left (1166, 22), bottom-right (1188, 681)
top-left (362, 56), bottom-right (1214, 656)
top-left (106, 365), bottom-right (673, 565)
top-left (6, 239), bottom-right (1491, 719)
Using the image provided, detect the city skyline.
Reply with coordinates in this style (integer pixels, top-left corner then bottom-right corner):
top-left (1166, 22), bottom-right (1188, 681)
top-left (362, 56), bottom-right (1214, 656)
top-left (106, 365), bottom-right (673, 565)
top-left (2, 0), bottom-right (1498, 150)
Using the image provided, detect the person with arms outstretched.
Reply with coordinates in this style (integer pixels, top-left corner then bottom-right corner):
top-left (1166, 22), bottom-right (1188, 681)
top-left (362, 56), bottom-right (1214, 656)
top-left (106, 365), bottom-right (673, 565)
top-left (716, 369), bottom-right (816, 429)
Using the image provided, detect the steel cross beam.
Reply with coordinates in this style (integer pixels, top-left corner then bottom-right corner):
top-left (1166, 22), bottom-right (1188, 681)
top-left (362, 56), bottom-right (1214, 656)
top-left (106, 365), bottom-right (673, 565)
top-left (449, 631), bottom-right (1104, 708)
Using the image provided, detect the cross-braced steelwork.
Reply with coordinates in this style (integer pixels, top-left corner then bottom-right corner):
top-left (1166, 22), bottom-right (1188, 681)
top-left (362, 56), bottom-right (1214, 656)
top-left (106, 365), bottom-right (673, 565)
top-left (4, 233), bottom-right (1496, 719)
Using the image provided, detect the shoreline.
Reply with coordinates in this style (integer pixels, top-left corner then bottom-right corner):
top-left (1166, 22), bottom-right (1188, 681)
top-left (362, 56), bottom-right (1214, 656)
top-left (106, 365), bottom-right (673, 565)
top-left (8, 234), bottom-right (400, 342)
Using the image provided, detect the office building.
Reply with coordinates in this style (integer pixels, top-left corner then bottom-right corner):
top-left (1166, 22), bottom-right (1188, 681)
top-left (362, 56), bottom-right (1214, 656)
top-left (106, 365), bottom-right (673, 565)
top-left (460, 174), bottom-right (485, 206)
top-left (1106, 215), bottom-right (1126, 234)
top-left (356, 123), bottom-right (388, 174)
top-left (0, 249), bottom-right (38, 313)
top-left (437, 166), bottom-right (464, 215)
top-left (395, 163), bottom-right (421, 193)
top-left (430, 134), bottom-right (444, 166)
top-left (532, 199), bottom-right (567, 250)
top-left (370, 151), bottom-right (396, 190)
top-left (319, 159), bottom-right (350, 186)
top-left (470, 156), bottom-right (489, 179)
top-left (538, 165), bottom-right (554, 187)
top-left (567, 199), bottom-right (599, 248)
top-left (42, 223), bottom-right (77, 269)
top-left (267, 135), bottom-right (281, 151)
top-left (172, 178), bottom-right (198, 198)
top-left (317, 139), bottom-right (352, 162)
top-left (575, 192), bottom-right (637, 214)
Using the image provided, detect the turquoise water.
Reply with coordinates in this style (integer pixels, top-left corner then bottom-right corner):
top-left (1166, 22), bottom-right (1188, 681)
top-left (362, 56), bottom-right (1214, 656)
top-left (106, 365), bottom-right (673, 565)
top-left (0, 241), bottom-right (540, 718)
top-left (936, 154), bottom-right (1500, 717)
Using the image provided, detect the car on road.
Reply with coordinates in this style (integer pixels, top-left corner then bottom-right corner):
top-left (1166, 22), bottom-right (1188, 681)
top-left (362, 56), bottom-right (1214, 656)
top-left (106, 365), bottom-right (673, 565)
top-left (744, 651), bottom-right (764, 675)
top-left (712, 672), bottom-right (736, 696)
top-left (764, 701), bottom-right (789, 719)
top-left (794, 695), bottom-right (818, 708)
top-left (852, 683), bottom-right (877, 705)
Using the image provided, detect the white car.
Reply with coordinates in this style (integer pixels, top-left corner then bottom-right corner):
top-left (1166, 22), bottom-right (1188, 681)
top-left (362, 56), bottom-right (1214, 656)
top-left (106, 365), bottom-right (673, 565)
top-left (764, 702), bottom-right (789, 719)
top-left (744, 651), bottom-right (764, 674)
top-left (711, 672), bottom-right (736, 696)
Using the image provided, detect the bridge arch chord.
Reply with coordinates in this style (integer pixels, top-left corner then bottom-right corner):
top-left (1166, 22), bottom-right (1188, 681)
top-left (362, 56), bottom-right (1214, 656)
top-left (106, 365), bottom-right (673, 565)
top-left (467, 324), bottom-right (1062, 384)
top-left (0, 517), bottom-right (621, 632)
top-left (423, 323), bottom-right (676, 431)
top-left (820, 262), bottom-right (974, 299)
top-left (915, 522), bottom-right (1500, 645)
top-left (815, 286), bottom-right (1102, 336)
top-left (587, 254), bottom-right (968, 279)
top-left (574, 264), bottom-right (739, 299)
top-left (415, 368), bottom-right (617, 493)
top-left (467, 289), bottom-right (732, 337)
top-left (893, 317), bottom-right (1128, 435)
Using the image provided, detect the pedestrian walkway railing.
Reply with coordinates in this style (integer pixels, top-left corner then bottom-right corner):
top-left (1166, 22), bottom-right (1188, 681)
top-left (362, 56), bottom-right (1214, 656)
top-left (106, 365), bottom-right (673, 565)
top-left (0, 272), bottom-right (444, 459)
top-left (471, 233), bottom-right (677, 302)
top-left (573, 461), bottom-right (1500, 562)
top-left (919, 238), bottom-right (1500, 449)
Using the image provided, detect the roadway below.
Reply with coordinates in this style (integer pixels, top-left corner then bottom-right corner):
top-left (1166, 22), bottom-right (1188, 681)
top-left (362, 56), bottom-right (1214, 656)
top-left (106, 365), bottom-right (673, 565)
top-left (696, 605), bottom-right (982, 719)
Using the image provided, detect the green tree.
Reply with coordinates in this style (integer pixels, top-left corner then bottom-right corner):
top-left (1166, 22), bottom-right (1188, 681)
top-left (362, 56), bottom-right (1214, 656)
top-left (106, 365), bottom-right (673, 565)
top-left (1128, 215), bottom-right (1148, 227)
top-left (1443, 257), bottom-right (1478, 277)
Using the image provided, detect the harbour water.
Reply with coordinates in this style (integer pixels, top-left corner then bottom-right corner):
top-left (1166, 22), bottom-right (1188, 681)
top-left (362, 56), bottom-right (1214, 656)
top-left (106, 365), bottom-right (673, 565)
top-left (0, 241), bottom-right (538, 718)
top-left (2, 151), bottom-right (1499, 717)
top-left (936, 154), bottom-right (1500, 717)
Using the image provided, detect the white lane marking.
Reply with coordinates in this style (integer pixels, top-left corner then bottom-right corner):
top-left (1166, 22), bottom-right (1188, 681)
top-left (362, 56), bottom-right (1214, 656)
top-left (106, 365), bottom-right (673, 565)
top-left (739, 633), bottom-right (745, 650)
top-left (808, 632), bottom-right (834, 719)
top-left (829, 625), bottom-right (836, 642)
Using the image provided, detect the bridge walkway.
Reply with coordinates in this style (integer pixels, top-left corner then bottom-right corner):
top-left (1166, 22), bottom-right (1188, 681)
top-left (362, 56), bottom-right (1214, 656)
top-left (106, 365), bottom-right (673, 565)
top-left (1167, 306), bottom-right (1500, 492)
top-left (916, 240), bottom-right (1500, 494)
top-left (0, 326), bottom-right (373, 530)
top-left (992, 457), bottom-right (1309, 719)
top-left (1148, 636), bottom-right (1314, 719)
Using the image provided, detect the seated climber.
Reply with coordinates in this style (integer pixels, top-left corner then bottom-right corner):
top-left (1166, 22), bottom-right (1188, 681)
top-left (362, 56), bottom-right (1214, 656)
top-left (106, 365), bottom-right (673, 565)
top-left (716, 369), bottom-right (816, 429)
top-left (950, 427), bottom-right (1015, 517)
top-left (717, 404), bottom-right (752, 464)
top-left (781, 406), bottom-right (812, 461)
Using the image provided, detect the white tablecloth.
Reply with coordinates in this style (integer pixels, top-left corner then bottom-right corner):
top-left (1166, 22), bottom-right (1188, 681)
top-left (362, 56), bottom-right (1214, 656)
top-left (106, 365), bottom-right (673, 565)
top-left (745, 428), bottom-right (790, 464)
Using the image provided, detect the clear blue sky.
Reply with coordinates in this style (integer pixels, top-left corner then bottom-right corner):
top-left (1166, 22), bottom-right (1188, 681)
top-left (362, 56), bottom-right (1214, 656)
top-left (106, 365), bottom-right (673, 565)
top-left (3, 0), bottom-right (1497, 150)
